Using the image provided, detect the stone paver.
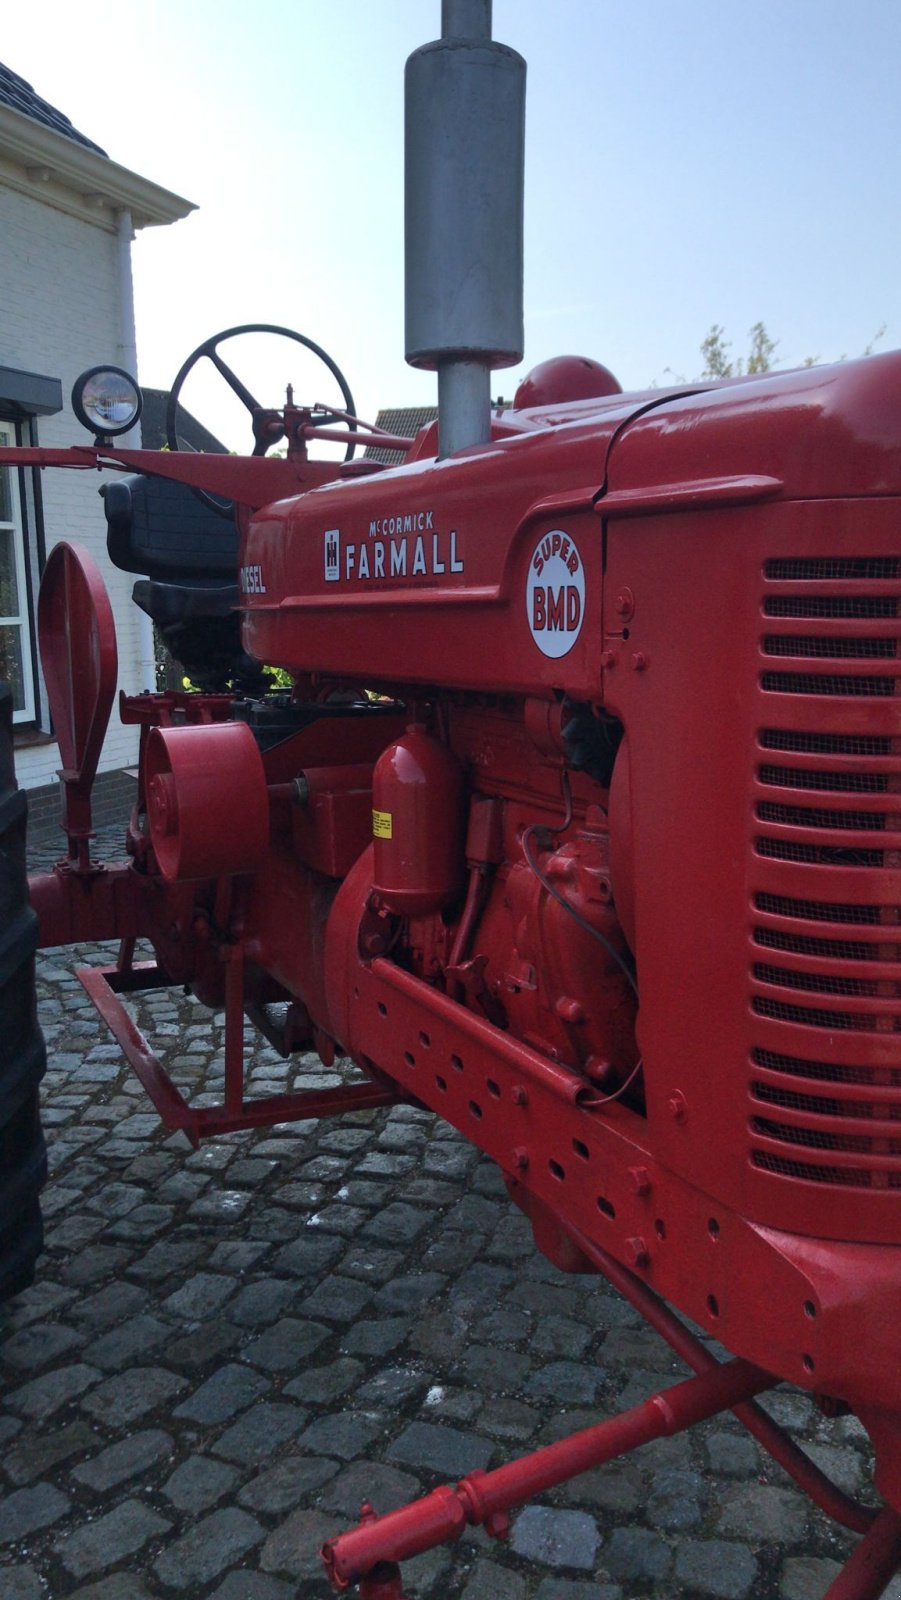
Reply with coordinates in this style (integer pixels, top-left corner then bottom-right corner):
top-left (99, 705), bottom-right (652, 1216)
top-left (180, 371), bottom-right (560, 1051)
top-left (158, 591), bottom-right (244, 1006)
top-left (71, 1428), bottom-right (174, 1492)
top-left (163, 1453), bottom-right (240, 1514)
top-left (2, 1565), bottom-right (44, 1600)
top-left (153, 1506), bottom-right (265, 1588)
top-left (209, 1576), bottom-right (294, 1600)
top-left (212, 1400), bottom-right (308, 1464)
top-left (0, 1482), bottom-right (71, 1542)
top-left (68, 1580), bottom-right (158, 1600)
top-left (0, 860), bottom-right (885, 1600)
top-left (261, 1506), bottom-right (353, 1584)
top-left (56, 1497), bottom-right (172, 1579)
top-left (81, 1364), bottom-right (188, 1425)
top-left (173, 1362), bottom-right (271, 1425)
top-left (387, 1418), bottom-right (494, 1477)
top-left (511, 1505), bottom-right (601, 1570)
top-left (674, 1538), bottom-right (760, 1599)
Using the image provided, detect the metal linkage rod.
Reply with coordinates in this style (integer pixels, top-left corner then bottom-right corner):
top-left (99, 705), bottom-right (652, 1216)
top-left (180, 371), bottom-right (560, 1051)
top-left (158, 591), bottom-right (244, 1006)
top-left (567, 1223), bottom-right (878, 1537)
top-left (321, 1358), bottom-right (773, 1589)
top-left (822, 1507), bottom-right (901, 1600)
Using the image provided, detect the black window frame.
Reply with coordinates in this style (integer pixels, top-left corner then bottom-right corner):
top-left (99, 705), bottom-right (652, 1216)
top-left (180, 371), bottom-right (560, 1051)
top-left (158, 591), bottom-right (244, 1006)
top-left (0, 365), bottom-right (63, 733)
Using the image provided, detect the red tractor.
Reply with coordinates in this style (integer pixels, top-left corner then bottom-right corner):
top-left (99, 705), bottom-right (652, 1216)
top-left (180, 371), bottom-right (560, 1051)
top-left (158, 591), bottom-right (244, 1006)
top-left (3, 5), bottom-right (901, 1597)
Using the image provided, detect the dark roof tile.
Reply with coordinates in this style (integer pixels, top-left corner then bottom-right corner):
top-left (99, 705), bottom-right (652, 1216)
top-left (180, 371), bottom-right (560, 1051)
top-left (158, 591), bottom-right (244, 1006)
top-left (140, 389), bottom-right (228, 455)
top-left (364, 405), bottom-right (438, 465)
top-left (0, 61), bottom-right (107, 155)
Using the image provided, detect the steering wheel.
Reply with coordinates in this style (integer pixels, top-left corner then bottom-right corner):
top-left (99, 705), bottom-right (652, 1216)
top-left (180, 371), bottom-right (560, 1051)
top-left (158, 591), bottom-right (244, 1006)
top-left (165, 323), bottom-right (358, 516)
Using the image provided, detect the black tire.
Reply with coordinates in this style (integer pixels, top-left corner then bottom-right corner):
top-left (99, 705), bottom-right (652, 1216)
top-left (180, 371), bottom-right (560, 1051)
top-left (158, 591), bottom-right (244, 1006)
top-left (0, 683), bottom-right (46, 1301)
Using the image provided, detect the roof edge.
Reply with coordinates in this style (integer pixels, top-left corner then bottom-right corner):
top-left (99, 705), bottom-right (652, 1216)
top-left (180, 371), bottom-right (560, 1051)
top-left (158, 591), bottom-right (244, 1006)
top-left (0, 101), bottom-right (195, 228)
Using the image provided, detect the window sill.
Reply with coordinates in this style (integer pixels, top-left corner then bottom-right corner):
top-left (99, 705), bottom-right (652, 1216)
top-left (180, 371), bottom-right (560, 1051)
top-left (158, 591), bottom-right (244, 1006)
top-left (13, 728), bottom-right (54, 749)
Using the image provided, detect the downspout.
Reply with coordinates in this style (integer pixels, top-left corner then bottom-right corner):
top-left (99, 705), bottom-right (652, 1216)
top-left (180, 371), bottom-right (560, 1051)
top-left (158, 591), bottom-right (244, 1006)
top-left (116, 206), bottom-right (155, 692)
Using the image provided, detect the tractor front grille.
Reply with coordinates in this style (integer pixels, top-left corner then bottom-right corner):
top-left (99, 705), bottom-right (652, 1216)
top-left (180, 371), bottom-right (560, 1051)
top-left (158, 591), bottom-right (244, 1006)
top-left (749, 555), bottom-right (901, 1193)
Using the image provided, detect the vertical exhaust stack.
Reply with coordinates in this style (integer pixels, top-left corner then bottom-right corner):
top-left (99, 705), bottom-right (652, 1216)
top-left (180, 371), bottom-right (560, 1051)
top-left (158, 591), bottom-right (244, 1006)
top-left (405, 0), bottom-right (526, 457)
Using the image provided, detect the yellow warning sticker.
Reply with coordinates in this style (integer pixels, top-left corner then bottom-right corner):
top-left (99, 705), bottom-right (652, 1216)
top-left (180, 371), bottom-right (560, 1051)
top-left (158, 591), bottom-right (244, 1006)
top-left (372, 809), bottom-right (393, 840)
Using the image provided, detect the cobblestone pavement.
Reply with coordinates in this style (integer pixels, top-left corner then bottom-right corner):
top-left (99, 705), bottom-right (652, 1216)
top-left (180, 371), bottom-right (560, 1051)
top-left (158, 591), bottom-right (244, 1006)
top-left (0, 840), bottom-right (895, 1600)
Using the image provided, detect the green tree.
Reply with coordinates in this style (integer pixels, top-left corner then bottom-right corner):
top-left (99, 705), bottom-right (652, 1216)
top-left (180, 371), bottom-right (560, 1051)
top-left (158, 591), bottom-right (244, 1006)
top-left (697, 321), bottom-right (886, 381)
top-left (700, 321), bottom-right (778, 379)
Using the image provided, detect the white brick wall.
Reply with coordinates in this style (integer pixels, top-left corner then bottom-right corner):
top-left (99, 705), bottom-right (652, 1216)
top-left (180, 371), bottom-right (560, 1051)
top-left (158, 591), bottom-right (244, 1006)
top-left (1, 185), bottom-right (144, 790)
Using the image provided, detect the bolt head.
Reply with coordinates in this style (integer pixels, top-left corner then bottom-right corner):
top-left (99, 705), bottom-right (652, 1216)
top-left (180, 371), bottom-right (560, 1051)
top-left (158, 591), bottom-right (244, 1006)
top-left (485, 1510), bottom-right (510, 1540)
top-left (555, 996), bottom-right (584, 1025)
top-left (626, 1235), bottom-right (650, 1269)
top-left (668, 1091), bottom-right (687, 1123)
top-left (148, 771), bottom-right (178, 837)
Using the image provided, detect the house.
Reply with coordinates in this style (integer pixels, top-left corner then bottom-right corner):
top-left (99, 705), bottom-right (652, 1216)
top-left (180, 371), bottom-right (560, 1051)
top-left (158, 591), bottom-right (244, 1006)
top-left (0, 62), bottom-right (193, 839)
top-left (364, 405), bottom-right (438, 465)
top-left (139, 388), bottom-right (228, 456)
top-left (362, 398), bottom-right (510, 464)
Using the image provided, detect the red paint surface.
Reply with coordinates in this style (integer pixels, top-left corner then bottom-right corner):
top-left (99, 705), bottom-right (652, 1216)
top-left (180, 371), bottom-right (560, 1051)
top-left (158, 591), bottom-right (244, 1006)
top-left (24, 350), bottom-right (901, 1581)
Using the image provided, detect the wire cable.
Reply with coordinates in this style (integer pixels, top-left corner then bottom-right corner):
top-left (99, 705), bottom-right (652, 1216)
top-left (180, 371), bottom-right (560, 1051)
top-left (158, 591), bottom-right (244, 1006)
top-left (521, 771), bottom-right (639, 1000)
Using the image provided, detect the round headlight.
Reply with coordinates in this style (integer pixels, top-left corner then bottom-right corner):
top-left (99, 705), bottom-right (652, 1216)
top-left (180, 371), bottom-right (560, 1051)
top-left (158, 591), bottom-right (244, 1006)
top-left (72, 366), bottom-right (142, 438)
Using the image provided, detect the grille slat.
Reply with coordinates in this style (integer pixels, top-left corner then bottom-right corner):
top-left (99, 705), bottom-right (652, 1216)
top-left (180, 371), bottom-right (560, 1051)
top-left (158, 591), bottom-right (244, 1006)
top-left (752, 994), bottom-right (889, 1031)
top-left (764, 557), bottom-right (901, 582)
top-left (756, 838), bottom-right (885, 867)
top-left (752, 1079), bottom-right (901, 1125)
top-left (758, 764), bottom-right (890, 794)
top-left (764, 595), bottom-right (900, 619)
top-left (757, 801), bottom-right (891, 832)
top-left (752, 1150), bottom-right (899, 1188)
top-left (763, 634), bottom-right (899, 659)
top-left (762, 671), bottom-right (897, 697)
top-left (760, 729), bottom-right (895, 756)
top-left (754, 892), bottom-right (890, 927)
top-left (751, 1115), bottom-right (901, 1160)
top-left (752, 962), bottom-right (901, 1001)
top-left (753, 927), bottom-right (898, 964)
top-left (751, 1046), bottom-right (901, 1086)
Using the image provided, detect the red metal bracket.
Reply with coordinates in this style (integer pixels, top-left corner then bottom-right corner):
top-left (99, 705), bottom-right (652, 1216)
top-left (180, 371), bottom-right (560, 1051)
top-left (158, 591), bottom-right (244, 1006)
top-left (0, 443), bottom-right (345, 508)
top-left (76, 957), bottom-right (400, 1148)
top-left (821, 1509), bottom-right (901, 1600)
top-left (321, 1340), bottom-right (899, 1600)
top-left (300, 405), bottom-right (416, 455)
top-left (565, 1220), bottom-right (877, 1537)
top-left (318, 1199), bottom-right (889, 1598)
top-left (321, 1358), bottom-right (774, 1590)
top-left (37, 542), bottom-right (118, 871)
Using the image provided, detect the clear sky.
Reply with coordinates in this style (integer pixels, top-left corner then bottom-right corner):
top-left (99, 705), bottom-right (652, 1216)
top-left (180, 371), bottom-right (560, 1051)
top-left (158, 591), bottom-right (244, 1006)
top-left (3, 0), bottom-right (899, 448)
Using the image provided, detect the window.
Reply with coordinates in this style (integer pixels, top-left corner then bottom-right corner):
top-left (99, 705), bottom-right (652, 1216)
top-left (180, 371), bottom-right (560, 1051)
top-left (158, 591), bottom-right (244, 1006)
top-left (0, 366), bottom-right (63, 731)
top-left (0, 423), bottom-right (35, 722)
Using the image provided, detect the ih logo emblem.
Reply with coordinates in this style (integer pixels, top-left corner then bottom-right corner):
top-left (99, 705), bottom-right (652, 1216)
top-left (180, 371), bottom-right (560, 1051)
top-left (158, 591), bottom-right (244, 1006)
top-left (526, 530), bottom-right (585, 658)
top-left (324, 529), bottom-right (340, 582)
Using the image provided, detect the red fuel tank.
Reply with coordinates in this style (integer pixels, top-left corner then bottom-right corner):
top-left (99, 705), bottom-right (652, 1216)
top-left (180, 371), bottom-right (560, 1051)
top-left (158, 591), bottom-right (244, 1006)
top-left (371, 724), bottom-right (464, 915)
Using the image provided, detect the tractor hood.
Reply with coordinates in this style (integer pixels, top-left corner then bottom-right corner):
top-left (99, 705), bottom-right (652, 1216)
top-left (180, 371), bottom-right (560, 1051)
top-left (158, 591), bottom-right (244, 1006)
top-left (239, 351), bottom-right (901, 699)
top-left (239, 387), bottom-right (689, 699)
top-left (602, 348), bottom-right (901, 513)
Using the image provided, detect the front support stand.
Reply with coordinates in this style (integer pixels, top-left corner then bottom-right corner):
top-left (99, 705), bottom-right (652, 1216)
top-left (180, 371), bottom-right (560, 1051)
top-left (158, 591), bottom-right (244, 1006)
top-left (77, 950), bottom-right (400, 1147)
top-left (322, 1348), bottom-right (899, 1600)
top-left (822, 1509), bottom-right (901, 1600)
top-left (321, 1358), bottom-right (773, 1589)
top-left (321, 1228), bottom-right (895, 1599)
